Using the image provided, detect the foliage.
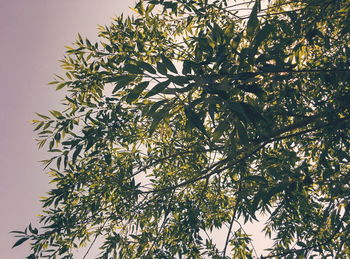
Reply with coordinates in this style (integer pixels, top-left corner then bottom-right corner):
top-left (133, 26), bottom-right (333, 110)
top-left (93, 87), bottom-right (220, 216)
top-left (13, 0), bottom-right (350, 258)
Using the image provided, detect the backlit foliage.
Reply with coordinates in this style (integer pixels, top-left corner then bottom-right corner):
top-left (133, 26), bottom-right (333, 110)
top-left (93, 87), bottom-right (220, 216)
top-left (13, 0), bottom-right (350, 258)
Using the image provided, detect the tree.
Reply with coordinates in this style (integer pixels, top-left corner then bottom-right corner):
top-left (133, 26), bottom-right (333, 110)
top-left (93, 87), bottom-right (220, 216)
top-left (13, 0), bottom-right (350, 258)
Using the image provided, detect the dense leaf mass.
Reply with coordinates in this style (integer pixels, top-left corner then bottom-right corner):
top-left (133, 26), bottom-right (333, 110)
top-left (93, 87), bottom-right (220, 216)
top-left (13, 0), bottom-right (350, 258)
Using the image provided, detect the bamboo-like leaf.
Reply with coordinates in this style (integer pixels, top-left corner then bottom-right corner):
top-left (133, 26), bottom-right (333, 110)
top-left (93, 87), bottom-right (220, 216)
top-left (12, 237), bottom-right (29, 248)
top-left (138, 61), bottom-right (157, 74)
top-left (246, 1), bottom-right (259, 39)
top-left (124, 64), bottom-right (144, 74)
top-left (236, 121), bottom-right (249, 145)
top-left (144, 80), bottom-right (170, 98)
top-left (126, 81), bottom-right (150, 103)
top-left (156, 62), bottom-right (167, 75)
top-left (161, 55), bottom-right (177, 74)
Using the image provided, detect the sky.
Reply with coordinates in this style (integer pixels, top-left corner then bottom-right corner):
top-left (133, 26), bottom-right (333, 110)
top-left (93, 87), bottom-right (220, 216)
top-left (0, 1), bottom-right (271, 258)
top-left (0, 1), bottom-right (134, 257)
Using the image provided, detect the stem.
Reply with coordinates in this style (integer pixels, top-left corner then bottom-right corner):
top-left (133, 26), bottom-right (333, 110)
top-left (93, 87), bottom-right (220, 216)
top-left (223, 201), bottom-right (239, 258)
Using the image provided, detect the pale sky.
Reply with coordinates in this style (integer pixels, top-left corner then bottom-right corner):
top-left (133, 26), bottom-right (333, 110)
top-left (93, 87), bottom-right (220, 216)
top-left (0, 1), bottom-right (271, 258)
top-left (0, 1), bottom-right (134, 257)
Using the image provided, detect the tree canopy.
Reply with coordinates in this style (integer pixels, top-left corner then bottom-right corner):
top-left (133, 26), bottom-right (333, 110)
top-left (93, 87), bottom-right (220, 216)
top-left (13, 0), bottom-right (350, 258)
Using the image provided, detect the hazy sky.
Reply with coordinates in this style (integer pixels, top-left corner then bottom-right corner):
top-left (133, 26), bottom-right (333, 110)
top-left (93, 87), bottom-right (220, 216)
top-left (0, 1), bottom-right (271, 258)
top-left (0, 1), bottom-right (134, 257)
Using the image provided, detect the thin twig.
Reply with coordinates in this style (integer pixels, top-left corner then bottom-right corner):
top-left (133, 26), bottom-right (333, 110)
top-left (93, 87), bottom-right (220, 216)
top-left (83, 220), bottom-right (109, 259)
top-left (142, 141), bottom-right (267, 194)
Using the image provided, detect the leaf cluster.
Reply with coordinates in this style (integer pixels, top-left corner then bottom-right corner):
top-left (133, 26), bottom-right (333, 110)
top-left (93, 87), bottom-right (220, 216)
top-left (13, 0), bottom-right (350, 258)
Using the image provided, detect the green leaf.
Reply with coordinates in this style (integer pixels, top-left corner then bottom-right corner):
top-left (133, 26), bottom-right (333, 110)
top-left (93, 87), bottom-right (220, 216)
top-left (28, 224), bottom-right (38, 235)
top-left (245, 175), bottom-right (268, 184)
top-left (12, 237), bottom-right (29, 248)
top-left (149, 105), bottom-right (171, 135)
top-left (208, 103), bottom-right (217, 124)
top-left (138, 61), bottom-right (157, 74)
top-left (297, 241), bottom-right (307, 247)
top-left (246, 1), bottom-right (259, 39)
top-left (240, 102), bottom-right (266, 124)
top-left (212, 23), bottom-right (224, 43)
top-left (49, 110), bottom-right (64, 119)
top-left (213, 121), bottom-right (229, 140)
top-left (184, 106), bottom-right (207, 135)
top-left (35, 113), bottom-right (50, 120)
top-left (107, 75), bottom-right (135, 83)
top-left (104, 154), bottom-right (112, 165)
top-left (169, 76), bottom-right (190, 86)
top-left (72, 144), bottom-right (83, 163)
top-left (56, 156), bottom-right (62, 170)
top-left (182, 60), bottom-right (193, 75)
top-left (111, 75), bottom-right (137, 94)
top-left (124, 64), bottom-right (143, 74)
top-left (55, 82), bottom-right (67, 91)
top-left (236, 121), bottom-right (249, 145)
top-left (34, 122), bottom-right (44, 131)
top-left (263, 184), bottom-right (285, 203)
top-left (147, 100), bottom-right (167, 117)
top-left (253, 23), bottom-right (273, 48)
top-left (163, 83), bottom-right (195, 94)
top-left (144, 80), bottom-right (170, 98)
top-left (232, 72), bottom-right (258, 80)
top-left (156, 62), bottom-right (167, 75)
top-left (237, 83), bottom-right (265, 97)
top-left (10, 230), bottom-right (25, 235)
top-left (231, 34), bottom-right (242, 50)
top-left (161, 55), bottom-right (177, 73)
top-left (228, 102), bottom-right (248, 124)
top-left (126, 81), bottom-right (150, 103)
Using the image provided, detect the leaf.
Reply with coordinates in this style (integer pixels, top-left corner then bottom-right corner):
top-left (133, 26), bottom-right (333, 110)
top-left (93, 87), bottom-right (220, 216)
top-left (239, 102), bottom-right (266, 124)
top-left (156, 62), bottom-right (167, 75)
top-left (253, 23), bottom-right (273, 49)
top-left (112, 76), bottom-right (137, 94)
top-left (12, 237), bottom-right (29, 248)
top-left (56, 156), bottom-right (62, 170)
top-left (297, 241), bottom-right (307, 247)
top-left (72, 144), bottom-right (83, 163)
top-left (228, 102), bottom-right (248, 124)
top-left (246, 1), bottom-right (259, 39)
top-left (231, 34), bottom-right (242, 50)
top-left (138, 61), bottom-right (157, 74)
top-left (28, 224), bottom-right (38, 235)
top-left (245, 175), bottom-right (268, 184)
top-left (237, 83), bottom-right (265, 97)
top-left (144, 80), bottom-right (170, 98)
top-left (107, 75), bottom-right (135, 83)
top-left (263, 184), bottom-right (285, 203)
top-left (208, 103), bottom-right (217, 125)
top-left (104, 154), bottom-right (112, 165)
top-left (126, 81), bottom-right (150, 103)
top-left (184, 106), bottom-right (207, 135)
top-left (10, 230), bottom-right (25, 235)
top-left (161, 55), bottom-right (177, 73)
top-left (147, 100), bottom-right (167, 117)
top-left (213, 121), bottom-right (229, 140)
top-left (34, 122), bottom-right (44, 131)
top-left (124, 64), bottom-right (143, 74)
top-left (169, 76), bottom-right (189, 86)
top-left (35, 113), bottom-right (50, 120)
top-left (163, 83), bottom-right (195, 94)
top-left (55, 82), bottom-right (67, 91)
top-left (182, 60), bottom-right (193, 75)
top-left (236, 121), bottom-right (249, 145)
top-left (149, 105), bottom-right (171, 135)
top-left (232, 72), bottom-right (258, 80)
top-left (49, 110), bottom-right (64, 119)
top-left (212, 23), bottom-right (224, 43)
